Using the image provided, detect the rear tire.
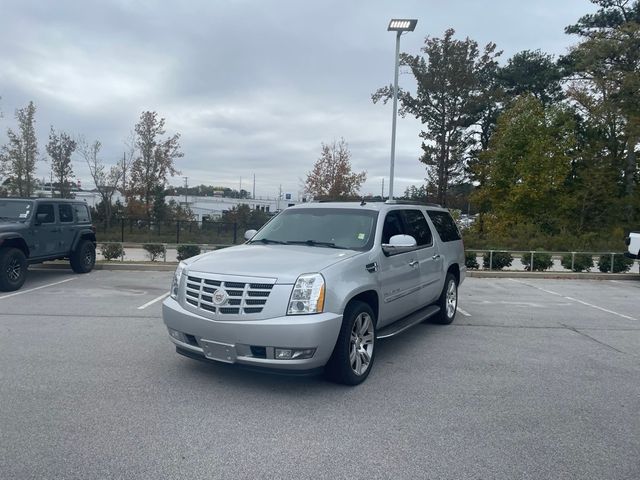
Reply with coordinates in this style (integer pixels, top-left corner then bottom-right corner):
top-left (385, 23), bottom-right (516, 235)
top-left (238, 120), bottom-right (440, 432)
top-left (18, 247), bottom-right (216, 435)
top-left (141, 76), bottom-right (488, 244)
top-left (0, 247), bottom-right (28, 292)
top-left (431, 273), bottom-right (458, 325)
top-left (70, 240), bottom-right (96, 273)
top-left (325, 301), bottom-right (376, 386)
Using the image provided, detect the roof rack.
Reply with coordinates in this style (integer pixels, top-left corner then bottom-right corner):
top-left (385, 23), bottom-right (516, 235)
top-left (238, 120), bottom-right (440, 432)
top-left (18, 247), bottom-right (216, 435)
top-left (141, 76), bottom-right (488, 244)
top-left (385, 200), bottom-right (442, 207)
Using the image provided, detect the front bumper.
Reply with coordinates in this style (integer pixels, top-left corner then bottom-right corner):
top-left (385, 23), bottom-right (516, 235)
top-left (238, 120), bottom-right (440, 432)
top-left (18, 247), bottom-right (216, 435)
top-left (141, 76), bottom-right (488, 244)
top-left (162, 297), bottom-right (343, 371)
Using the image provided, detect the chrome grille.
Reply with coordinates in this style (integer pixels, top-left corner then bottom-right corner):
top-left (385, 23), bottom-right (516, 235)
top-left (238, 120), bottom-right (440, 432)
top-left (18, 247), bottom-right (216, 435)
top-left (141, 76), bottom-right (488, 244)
top-left (184, 274), bottom-right (274, 316)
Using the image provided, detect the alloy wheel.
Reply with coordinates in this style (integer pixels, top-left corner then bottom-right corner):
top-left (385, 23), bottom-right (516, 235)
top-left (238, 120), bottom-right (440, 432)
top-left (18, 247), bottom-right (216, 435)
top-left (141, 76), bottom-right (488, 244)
top-left (446, 280), bottom-right (457, 318)
top-left (349, 312), bottom-right (374, 376)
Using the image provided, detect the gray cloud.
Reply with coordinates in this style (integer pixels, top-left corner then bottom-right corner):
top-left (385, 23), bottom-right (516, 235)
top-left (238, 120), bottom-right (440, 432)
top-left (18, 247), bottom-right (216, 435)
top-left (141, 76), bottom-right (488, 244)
top-left (0, 0), bottom-right (594, 199)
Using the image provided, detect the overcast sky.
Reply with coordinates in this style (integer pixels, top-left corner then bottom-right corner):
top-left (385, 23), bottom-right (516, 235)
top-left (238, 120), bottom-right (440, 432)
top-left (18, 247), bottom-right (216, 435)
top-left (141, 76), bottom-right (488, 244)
top-left (0, 0), bottom-right (595, 199)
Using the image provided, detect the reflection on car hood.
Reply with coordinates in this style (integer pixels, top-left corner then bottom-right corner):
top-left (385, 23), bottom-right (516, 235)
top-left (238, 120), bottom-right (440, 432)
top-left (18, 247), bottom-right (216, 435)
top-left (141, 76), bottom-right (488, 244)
top-left (0, 221), bottom-right (22, 232)
top-left (185, 243), bottom-right (362, 284)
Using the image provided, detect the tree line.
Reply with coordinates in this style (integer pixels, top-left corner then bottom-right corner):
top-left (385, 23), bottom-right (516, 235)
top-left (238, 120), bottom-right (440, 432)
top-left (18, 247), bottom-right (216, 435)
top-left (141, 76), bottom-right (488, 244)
top-left (366, 0), bottom-right (640, 250)
top-left (0, 107), bottom-right (184, 227)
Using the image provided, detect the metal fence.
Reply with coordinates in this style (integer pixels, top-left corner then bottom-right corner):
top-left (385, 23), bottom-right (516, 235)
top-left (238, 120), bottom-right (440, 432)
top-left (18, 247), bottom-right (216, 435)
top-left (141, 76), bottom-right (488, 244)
top-left (467, 249), bottom-right (636, 274)
top-left (95, 218), bottom-right (267, 245)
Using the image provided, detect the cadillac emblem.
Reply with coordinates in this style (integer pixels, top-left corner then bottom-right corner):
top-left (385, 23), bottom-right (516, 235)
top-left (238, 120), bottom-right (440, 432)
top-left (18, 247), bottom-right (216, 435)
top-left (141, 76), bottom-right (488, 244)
top-left (212, 289), bottom-right (228, 305)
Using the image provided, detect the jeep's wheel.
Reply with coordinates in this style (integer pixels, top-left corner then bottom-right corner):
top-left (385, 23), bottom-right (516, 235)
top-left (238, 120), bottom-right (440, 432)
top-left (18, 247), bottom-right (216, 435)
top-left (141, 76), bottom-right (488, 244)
top-left (325, 301), bottom-right (376, 385)
top-left (70, 240), bottom-right (96, 273)
top-left (431, 273), bottom-right (458, 325)
top-left (0, 247), bottom-right (28, 292)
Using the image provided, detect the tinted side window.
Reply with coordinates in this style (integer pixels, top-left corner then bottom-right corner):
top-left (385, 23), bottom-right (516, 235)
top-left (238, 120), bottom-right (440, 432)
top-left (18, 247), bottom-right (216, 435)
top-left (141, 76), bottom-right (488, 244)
top-left (59, 204), bottom-right (74, 223)
top-left (427, 211), bottom-right (461, 242)
top-left (381, 211), bottom-right (404, 244)
top-left (36, 204), bottom-right (55, 223)
top-left (74, 204), bottom-right (90, 223)
top-left (403, 210), bottom-right (433, 246)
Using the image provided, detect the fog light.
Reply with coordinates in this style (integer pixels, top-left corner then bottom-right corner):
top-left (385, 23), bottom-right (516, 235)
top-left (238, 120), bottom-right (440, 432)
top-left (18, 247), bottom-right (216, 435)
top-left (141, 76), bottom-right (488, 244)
top-left (168, 328), bottom-right (185, 342)
top-left (274, 348), bottom-right (316, 360)
top-left (275, 348), bottom-right (293, 359)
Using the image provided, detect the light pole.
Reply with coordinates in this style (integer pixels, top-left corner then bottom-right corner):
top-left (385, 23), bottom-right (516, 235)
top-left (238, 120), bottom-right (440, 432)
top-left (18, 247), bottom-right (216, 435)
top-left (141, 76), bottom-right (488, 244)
top-left (387, 18), bottom-right (417, 200)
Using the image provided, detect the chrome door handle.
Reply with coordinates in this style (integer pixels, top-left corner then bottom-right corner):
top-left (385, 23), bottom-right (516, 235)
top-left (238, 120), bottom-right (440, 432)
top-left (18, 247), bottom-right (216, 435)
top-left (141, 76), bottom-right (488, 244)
top-left (409, 260), bottom-right (419, 267)
top-left (432, 254), bottom-right (441, 260)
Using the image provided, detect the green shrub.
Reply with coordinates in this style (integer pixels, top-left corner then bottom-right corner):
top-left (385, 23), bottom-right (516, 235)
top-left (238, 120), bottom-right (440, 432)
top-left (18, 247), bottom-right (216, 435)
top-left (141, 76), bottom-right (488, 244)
top-left (482, 251), bottom-right (513, 270)
top-left (560, 253), bottom-right (594, 272)
top-left (520, 251), bottom-right (554, 271)
top-left (597, 254), bottom-right (634, 273)
top-left (177, 244), bottom-right (201, 261)
top-left (100, 243), bottom-right (124, 261)
top-left (143, 243), bottom-right (166, 261)
top-left (465, 251), bottom-right (479, 269)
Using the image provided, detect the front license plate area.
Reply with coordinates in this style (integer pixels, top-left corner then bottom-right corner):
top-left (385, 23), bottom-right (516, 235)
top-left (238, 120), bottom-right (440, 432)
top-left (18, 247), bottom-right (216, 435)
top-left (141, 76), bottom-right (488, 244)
top-left (201, 340), bottom-right (236, 363)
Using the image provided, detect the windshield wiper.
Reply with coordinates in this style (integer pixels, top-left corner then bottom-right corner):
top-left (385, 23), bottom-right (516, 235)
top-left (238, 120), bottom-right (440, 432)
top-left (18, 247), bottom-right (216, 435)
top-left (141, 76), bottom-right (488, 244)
top-left (0, 216), bottom-right (14, 221)
top-left (249, 238), bottom-right (289, 245)
top-left (287, 240), bottom-right (348, 249)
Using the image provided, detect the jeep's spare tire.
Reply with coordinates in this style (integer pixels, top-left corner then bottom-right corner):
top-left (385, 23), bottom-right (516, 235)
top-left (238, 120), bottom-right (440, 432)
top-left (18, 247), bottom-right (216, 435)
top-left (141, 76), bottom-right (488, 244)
top-left (0, 247), bottom-right (28, 292)
top-left (70, 240), bottom-right (96, 274)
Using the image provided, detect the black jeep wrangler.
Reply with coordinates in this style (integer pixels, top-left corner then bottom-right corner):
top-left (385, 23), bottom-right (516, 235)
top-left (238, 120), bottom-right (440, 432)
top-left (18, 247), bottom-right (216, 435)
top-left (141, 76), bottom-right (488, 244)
top-left (0, 198), bottom-right (97, 291)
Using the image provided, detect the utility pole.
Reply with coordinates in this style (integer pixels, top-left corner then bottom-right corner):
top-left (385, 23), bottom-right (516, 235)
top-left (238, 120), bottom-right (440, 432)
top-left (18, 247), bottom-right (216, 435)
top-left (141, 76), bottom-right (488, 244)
top-left (183, 176), bottom-right (188, 206)
top-left (277, 184), bottom-right (282, 211)
top-left (239, 176), bottom-right (242, 198)
top-left (122, 152), bottom-right (127, 200)
top-left (252, 174), bottom-right (256, 200)
top-left (381, 178), bottom-right (385, 199)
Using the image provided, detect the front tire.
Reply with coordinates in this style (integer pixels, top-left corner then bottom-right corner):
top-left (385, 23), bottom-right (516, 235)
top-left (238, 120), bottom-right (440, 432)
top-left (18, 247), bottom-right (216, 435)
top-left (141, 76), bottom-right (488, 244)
top-left (325, 301), bottom-right (376, 386)
top-left (0, 247), bottom-right (28, 292)
top-left (432, 273), bottom-right (458, 325)
top-left (70, 240), bottom-right (96, 273)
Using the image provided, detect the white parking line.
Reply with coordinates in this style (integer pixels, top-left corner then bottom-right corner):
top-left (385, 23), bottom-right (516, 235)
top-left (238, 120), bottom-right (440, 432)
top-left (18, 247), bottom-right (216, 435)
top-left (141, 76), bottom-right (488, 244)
top-left (137, 292), bottom-right (170, 310)
top-left (0, 278), bottom-right (76, 300)
top-left (457, 307), bottom-right (471, 317)
top-left (509, 279), bottom-right (637, 321)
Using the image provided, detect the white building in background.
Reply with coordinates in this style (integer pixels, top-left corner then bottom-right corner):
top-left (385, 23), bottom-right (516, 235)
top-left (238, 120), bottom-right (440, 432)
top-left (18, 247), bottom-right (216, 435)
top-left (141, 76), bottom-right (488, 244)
top-left (165, 195), bottom-right (303, 221)
top-left (33, 189), bottom-right (302, 221)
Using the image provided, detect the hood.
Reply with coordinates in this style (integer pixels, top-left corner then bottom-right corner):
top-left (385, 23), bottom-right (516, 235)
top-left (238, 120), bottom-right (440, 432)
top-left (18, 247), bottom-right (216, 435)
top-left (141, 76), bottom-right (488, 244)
top-left (0, 220), bottom-right (24, 232)
top-left (185, 244), bottom-right (362, 284)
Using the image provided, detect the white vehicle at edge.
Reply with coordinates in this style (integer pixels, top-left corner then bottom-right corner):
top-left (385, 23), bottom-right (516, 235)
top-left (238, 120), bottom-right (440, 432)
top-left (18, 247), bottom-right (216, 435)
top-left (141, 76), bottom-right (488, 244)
top-left (162, 200), bottom-right (465, 385)
top-left (625, 231), bottom-right (640, 260)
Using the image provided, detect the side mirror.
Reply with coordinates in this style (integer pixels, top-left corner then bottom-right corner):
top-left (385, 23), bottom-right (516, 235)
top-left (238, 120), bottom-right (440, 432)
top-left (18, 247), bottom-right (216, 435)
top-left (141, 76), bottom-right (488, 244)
top-left (382, 234), bottom-right (417, 255)
top-left (244, 229), bottom-right (257, 241)
top-left (35, 213), bottom-right (48, 225)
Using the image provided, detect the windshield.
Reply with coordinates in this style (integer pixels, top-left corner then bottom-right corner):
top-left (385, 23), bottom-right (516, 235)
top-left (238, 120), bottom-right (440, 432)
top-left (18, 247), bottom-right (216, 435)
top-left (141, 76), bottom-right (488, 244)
top-left (0, 200), bottom-right (34, 221)
top-left (250, 208), bottom-right (378, 251)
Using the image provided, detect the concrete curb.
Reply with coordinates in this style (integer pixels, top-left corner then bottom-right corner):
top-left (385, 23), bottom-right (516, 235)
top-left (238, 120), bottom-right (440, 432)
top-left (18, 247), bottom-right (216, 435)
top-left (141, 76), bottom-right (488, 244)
top-left (34, 262), bottom-right (640, 279)
top-left (467, 271), bottom-right (639, 280)
top-left (34, 262), bottom-right (177, 272)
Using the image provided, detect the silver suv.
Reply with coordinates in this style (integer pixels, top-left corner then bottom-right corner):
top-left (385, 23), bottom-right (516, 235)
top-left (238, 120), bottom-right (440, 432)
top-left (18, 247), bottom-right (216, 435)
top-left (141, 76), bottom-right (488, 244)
top-left (162, 201), bottom-right (465, 385)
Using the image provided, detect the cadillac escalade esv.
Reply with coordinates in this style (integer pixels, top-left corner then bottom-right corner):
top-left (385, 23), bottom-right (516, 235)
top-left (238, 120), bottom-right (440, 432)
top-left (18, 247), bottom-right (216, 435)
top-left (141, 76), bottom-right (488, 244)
top-left (162, 201), bottom-right (465, 385)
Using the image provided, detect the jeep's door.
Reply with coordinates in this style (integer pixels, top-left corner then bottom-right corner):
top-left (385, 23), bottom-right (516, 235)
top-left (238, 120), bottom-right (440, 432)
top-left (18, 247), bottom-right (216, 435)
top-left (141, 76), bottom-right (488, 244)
top-left (32, 203), bottom-right (60, 257)
top-left (57, 204), bottom-right (77, 252)
top-left (377, 210), bottom-right (422, 327)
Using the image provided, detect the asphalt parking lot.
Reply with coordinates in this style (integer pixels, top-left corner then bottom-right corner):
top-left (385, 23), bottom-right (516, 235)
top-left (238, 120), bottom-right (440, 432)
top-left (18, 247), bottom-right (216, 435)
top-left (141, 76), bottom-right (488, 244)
top-left (1, 269), bottom-right (638, 480)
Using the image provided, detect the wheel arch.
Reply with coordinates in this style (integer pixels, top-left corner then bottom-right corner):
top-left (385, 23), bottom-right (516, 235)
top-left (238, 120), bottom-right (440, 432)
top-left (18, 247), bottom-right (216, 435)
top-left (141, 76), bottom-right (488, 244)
top-left (447, 263), bottom-right (460, 284)
top-left (343, 290), bottom-right (379, 325)
top-left (0, 235), bottom-right (30, 257)
top-left (72, 230), bottom-right (97, 251)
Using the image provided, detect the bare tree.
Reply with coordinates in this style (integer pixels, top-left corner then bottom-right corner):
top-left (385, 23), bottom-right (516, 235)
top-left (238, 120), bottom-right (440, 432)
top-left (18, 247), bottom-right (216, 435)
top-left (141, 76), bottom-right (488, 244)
top-left (78, 136), bottom-right (124, 228)
top-left (304, 139), bottom-right (366, 199)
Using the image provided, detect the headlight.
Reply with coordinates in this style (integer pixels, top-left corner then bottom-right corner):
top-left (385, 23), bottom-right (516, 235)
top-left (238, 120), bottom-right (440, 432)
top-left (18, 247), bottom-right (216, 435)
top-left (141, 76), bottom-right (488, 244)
top-left (170, 261), bottom-right (187, 300)
top-left (287, 273), bottom-right (325, 315)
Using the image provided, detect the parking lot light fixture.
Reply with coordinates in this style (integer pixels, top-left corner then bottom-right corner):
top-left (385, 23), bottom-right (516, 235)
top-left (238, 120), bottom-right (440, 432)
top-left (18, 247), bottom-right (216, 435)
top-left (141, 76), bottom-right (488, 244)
top-left (387, 18), bottom-right (417, 200)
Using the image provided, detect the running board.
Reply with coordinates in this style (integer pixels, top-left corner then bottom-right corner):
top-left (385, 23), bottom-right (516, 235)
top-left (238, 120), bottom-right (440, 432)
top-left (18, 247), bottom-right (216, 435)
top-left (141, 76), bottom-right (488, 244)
top-left (376, 305), bottom-right (440, 339)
